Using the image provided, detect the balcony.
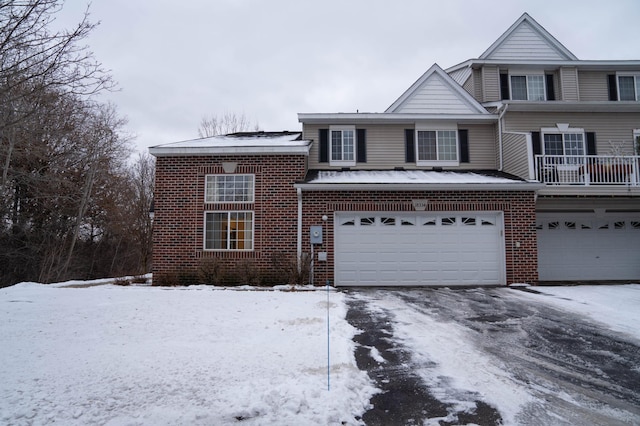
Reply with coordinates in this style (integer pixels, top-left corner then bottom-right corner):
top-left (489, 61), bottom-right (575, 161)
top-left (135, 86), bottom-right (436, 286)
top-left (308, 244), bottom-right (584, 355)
top-left (535, 155), bottom-right (640, 186)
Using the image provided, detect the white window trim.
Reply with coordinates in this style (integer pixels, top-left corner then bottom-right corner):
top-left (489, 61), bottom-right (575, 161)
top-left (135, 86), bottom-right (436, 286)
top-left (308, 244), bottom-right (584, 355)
top-left (415, 124), bottom-right (459, 166)
top-left (205, 174), bottom-right (255, 204)
top-left (541, 126), bottom-right (585, 156)
top-left (203, 210), bottom-right (255, 251)
top-left (633, 129), bottom-right (640, 154)
top-left (508, 71), bottom-right (546, 101)
top-left (616, 73), bottom-right (640, 101)
top-left (329, 125), bottom-right (356, 167)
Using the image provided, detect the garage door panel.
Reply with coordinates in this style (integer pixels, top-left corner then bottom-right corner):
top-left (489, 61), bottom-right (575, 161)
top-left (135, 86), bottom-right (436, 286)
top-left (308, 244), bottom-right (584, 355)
top-left (537, 213), bottom-right (640, 281)
top-left (335, 212), bottom-right (504, 286)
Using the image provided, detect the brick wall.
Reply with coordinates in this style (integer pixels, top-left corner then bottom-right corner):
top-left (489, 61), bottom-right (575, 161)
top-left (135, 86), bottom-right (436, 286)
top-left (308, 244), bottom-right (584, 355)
top-left (152, 154), bottom-right (307, 283)
top-left (301, 190), bottom-right (538, 285)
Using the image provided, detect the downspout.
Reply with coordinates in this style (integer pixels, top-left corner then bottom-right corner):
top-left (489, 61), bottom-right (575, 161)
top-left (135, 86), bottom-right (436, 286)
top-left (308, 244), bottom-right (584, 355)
top-left (497, 103), bottom-right (509, 171)
top-left (296, 187), bottom-right (302, 271)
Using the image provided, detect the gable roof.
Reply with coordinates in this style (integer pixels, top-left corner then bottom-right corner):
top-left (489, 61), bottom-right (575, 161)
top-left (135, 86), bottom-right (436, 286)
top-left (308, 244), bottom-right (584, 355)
top-left (479, 13), bottom-right (578, 61)
top-left (385, 64), bottom-right (489, 114)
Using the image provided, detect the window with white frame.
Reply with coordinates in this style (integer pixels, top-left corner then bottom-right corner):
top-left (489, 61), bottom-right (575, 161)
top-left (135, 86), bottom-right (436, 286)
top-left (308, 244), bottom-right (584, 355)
top-left (204, 211), bottom-right (253, 250)
top-left (510, 74), bottom-right (545, 101)
top-left (542, 127), bottom-right (585, 160)
top-left (330, 126), bottom-right (355, 165)
top-left (416, 128), bottom-right (458, 165)
top-left (205, 174), bottom-right (254, 203)
top-left (618, 75), bottom-right (640, 101)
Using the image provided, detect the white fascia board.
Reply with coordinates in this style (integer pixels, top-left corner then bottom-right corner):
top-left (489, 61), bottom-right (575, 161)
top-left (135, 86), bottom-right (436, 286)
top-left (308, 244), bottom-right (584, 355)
top-left (149, 145), bottom-right (311, 157)
top-left (294, 182), bottom-right (544, 191)
top-left (298, 113), bottom-right (497, 124)
top-left (448, 59), bottom-right (640, 74)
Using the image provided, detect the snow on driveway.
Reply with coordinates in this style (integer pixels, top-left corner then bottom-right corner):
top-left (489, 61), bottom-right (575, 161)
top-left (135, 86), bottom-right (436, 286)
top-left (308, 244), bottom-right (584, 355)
top-left (348, 284), bottom-right (640, 425)
top-left (0, 283), bottom-right (375, 425)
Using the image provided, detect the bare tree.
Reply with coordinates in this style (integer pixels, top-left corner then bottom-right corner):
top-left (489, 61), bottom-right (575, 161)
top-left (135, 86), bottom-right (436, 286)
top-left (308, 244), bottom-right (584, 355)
top-left (197, 112), bottom-right (259, 138)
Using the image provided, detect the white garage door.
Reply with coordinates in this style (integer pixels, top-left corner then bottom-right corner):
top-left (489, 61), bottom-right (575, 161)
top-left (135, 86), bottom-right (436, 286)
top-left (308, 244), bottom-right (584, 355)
top-left (537, 213), bottom-right (640, 281)
top-left (334, 212), bottom-right (505, 286)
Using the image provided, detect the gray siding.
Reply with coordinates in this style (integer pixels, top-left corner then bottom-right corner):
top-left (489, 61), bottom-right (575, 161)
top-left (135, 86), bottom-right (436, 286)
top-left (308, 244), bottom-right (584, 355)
top-left (578, 71), bottom-right (609, 101)
top-left (473, 68), bottom-right (483, 101)
top-left (304, 123), bottom-right (497, 170)
top-left (502, 133), bottom-right (530, 179)
top-left (482, 66), bottom-right (500, 102)
top-left (559, 67), bottom-right (579, 101)
top-left (503, 112), bottom-right (639, 155)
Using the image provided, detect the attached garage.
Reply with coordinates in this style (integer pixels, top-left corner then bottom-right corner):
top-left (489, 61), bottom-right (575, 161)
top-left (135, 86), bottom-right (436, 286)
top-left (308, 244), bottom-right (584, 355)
top-left (537, 212), bottom-right (640, 281)
top-left (334, 212), bottom-right (505, 286)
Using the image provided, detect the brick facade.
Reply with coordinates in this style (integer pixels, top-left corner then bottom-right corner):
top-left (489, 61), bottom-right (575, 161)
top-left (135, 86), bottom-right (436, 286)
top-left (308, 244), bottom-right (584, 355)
top-left (153, 151), bottom-right (538, 285)
top-left (152, 154), bottom-right (307, 283)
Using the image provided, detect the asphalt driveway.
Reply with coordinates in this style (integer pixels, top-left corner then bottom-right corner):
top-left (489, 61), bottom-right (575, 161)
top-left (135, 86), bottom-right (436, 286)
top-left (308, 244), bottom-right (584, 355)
top-left (345, 287), bottom-right (640, 426)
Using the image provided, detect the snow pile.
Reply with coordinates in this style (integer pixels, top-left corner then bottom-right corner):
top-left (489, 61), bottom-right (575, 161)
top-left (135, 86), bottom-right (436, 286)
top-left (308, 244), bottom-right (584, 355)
top-left (0, 284), bottom-right (375, 425)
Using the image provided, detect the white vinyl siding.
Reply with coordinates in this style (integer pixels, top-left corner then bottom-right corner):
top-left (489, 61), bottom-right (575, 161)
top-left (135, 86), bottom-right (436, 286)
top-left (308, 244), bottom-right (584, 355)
top-left (578, 71), bottom-right (610, 101)
top-left (559, 67), bottom-right (579, 101)
top-left (394, 73), bottom-right (480, 114)
top-left (485, 21), bottom-right (570, 61)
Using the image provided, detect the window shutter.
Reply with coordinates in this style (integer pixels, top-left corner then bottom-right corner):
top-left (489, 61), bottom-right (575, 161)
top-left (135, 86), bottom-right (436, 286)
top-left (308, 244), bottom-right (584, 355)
top-left (532, 132), bottom-right (542, 155)
top-left (586, 132), bottom-right (597, 155)
top-left (545, 74), bottom-right (555, 101)
top-left (500, 74), bottom-right (510, 100)
top-left (608, 75), bottom-right (618, 101)
top-left (405, 129), bottom-right (415, 163)
top-left (356, 129), bottom-right (366, 163)
top-left (459, 129), bottom-right (469, 163)
top-left (319, 129), bottom-right (328, 163)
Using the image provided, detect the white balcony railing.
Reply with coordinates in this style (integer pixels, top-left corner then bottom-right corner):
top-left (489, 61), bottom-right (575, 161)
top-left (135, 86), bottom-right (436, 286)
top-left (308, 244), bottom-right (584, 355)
top-left (535, 155), bottom-right (640, 185)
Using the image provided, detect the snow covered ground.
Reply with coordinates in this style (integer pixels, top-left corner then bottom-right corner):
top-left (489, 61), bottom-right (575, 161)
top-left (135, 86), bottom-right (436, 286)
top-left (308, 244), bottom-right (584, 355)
top-left (0, 281), bottom-right (638, 425)
top-left (0, 282), bottom-right (375, 425)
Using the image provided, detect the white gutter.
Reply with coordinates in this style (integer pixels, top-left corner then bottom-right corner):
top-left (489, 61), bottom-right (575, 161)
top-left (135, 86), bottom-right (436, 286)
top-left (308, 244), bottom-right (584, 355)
top-left (296, 187), bottom-right (302, 272)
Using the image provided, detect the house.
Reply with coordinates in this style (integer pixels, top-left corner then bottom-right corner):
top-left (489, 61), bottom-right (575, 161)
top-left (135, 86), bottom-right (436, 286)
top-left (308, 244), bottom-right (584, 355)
top-left (149, 13), bottom-right (640, 286)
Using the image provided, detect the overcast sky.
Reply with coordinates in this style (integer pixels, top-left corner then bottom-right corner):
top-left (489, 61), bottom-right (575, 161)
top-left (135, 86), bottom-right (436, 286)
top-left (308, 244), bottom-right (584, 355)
top-left (56, 0), bottom-right (640, 154)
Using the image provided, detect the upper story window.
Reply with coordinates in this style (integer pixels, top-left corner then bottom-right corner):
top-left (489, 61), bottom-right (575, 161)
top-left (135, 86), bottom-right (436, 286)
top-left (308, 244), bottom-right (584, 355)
top-left (205, 174), bottom-right (254, 203)
top-left (330, 126), bottom-right (355, 166)
top-left (415, 126), bottom-right (459, 166)
top-left (501, 72), bottom-right (554, 101)
top-left (618, 75), bottom-right (640, 101)
top-left (511, 75), bottom-right (545, 101)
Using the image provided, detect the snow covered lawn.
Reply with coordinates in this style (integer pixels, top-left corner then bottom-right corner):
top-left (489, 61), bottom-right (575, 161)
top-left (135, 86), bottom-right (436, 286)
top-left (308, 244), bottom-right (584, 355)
top-left (1, 281), bottom-right (638, 425)
top-left (0, 283), bottom-right (375, 425)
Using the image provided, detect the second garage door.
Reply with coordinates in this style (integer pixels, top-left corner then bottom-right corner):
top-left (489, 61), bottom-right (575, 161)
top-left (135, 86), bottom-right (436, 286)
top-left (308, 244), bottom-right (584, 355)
top-left (334, 212), bottom-right (505, 286)
top-left (537, 212), bottom-right (640, 281)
